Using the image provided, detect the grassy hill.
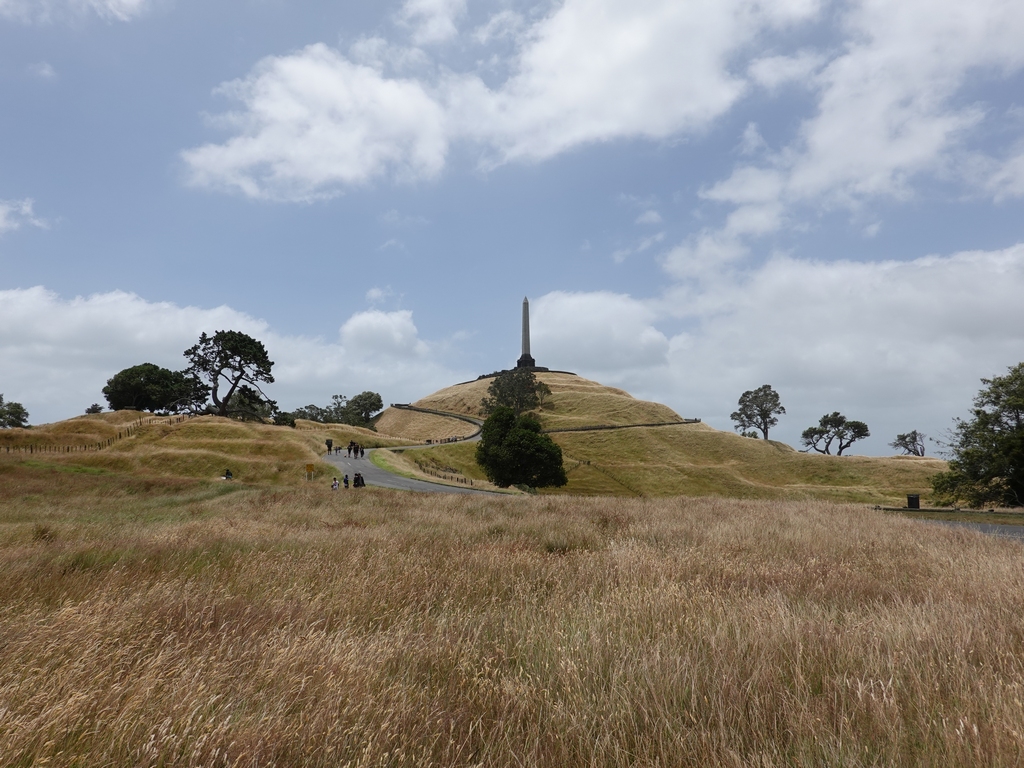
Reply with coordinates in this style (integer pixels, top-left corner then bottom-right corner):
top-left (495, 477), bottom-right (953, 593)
top-left (396, 371), bottom-right (682, 429)
top-left (1, 373), bottom-right (946, 503)
top-left (0, 412), bottom-right (409, 486)
top-left (375, 372), bottom-right (945, 504)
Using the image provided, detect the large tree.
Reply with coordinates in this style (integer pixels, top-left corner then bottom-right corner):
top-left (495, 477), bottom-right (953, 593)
top-left (931, 362), bottom-right (1024, 507)
top-left (345, 391), bottom-right (384, 426)
top-left (801, 412), bottom-right (870, 455)
top-left (476, 406), bottom-right (568, 488)
top-left (890, 430), bottom-right (926, 457)
top-left (183, 331), bottom-right (275, 418)
top-left (102, 363), bottom-right (202, 413)
top-left (0, 395), bottom-right (29, 429)
top-left (481, 368), bottom-right (542, 415)
top-left (730, 385), bottom-right (785, 440)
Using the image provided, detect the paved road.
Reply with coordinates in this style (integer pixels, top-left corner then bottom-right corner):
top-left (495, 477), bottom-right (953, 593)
top-left (321, 407), bottom-right (489, 494)
top-left (924, 519), bottom-right (1024, 541)
top-left (322, 449), bottom-right (493, 494)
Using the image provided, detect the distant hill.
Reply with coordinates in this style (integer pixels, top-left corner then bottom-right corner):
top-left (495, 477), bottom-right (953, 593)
top-left (375, 372), bottom-right (945, 504)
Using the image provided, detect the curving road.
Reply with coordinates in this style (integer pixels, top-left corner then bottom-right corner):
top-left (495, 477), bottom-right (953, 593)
top-left (321, 407), bottom-right (492, 494)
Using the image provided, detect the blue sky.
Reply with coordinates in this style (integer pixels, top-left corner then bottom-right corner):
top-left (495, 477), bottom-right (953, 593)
top-left (2, 0), bottom-right (1023, 455)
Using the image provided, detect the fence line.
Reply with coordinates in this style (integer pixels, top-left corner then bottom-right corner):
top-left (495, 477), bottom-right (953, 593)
top-left (1, 413), bottom-right (194, 455)
top-left (421, 469), bottom-right (474, 486)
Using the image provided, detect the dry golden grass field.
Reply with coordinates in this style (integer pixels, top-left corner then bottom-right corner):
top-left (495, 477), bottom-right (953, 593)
top-left (2, 459), bottom-right (1024, 767)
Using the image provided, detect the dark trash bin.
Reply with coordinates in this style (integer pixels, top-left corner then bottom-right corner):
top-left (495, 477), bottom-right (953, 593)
top-left (907, 494), bottom-right (920, 509)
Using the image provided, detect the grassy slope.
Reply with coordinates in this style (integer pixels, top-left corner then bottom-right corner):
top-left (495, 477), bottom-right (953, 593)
top-left (402, 371), bottom-right (682, 428)
top-left (373, 409), bottom-right (478, 443)
top-left (1, 413), bottom-right (408, 486)
top-left (390, 373), bottom-right (945, 504)
top-left (0, 410), bottom-right (157, 449)
top-left (4, 374), bottom-right (946, 502)
top-left (2, 468), bottom-right (1023, 766)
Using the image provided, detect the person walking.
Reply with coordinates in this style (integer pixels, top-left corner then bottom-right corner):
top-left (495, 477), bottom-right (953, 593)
top-left (331, 477), bottom-right (339, 490)
top-left (343, 474), bottom-right (349, 489)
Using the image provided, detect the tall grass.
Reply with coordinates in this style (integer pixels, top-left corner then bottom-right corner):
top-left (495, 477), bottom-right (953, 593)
top-left (1, 461), bottom-right (1022, 766)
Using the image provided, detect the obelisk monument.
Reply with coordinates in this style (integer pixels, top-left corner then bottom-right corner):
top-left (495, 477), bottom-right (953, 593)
top-left (516, 296), bottom-right (536, 369)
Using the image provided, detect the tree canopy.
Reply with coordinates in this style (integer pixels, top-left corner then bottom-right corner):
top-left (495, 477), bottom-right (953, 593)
top-left (931, 362), bottom-right (1024, 507)
top-left (292, 391), bottom-right (383, 428)
top-left (800, 412), bottom-right (870, 455)
top-left (0, 395), bottom-right (29, 429)
top-left (183, 331), bottom-right (275, 418)
top-left (102, 363), bottom-right (201, 413)
top-left (730, 385), bottom-right (785, 440)
top-left (475, 406), bottom-right (567, 489)
top-left (890, 430), bottom-right (926, 457)
top-left (481, 368), bottom-right (543, 415)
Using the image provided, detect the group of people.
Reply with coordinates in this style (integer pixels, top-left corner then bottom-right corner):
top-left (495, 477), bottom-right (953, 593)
top-left (325, 439), bottom-right (365, 458)
top-left (330, 472), bottom-right (365, 490)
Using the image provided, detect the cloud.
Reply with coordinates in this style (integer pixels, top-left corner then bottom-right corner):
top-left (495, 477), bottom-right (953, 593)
top-left (0, 287), bottom-right (464, 424)
top-left (184, 0), bottom-right (823, 200)
top-left (612, 231), bottom-right (665, 263)
top-left (449, 0), bottom-right (821, 164)
top-left (378, 209), bottom-right (429, 227)
top-left (748, 50), bottom-right (824, 90)
top-left (182, 44), bottom-right (448, 201)
top-left (0, 0), bottom-right (149, 22)
top-left (472, 9), bottom-right (524, 45)
top-left (635, 210), bottom-right (662, 225)
top-left (0, 198), bottom-right (47, 234)
top-left (536, 243), bottom-right (1024, 454)
top-left (397, 0), bottom-right (466, 45)
top-left (532, 291), bottom-right (670, 376)
top-left (27, 62), bottom-right (57, 79)
top-left (699, 0), bottom-right (1024, 251)
top-left (981, 145), bottom-right (1024, 201)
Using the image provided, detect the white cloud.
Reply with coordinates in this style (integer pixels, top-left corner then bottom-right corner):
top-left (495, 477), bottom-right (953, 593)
top-left (27, 61), bottom-right (57, 79)
top-left (184, 0), bottom-right (823, 200)
top-left (365, 286), bottom-right (397, 304)
top-left (702, 0), bottom-right (1024, 248)
top-left (612, 231), bottom-right (665, 263)
top-left (397, 0), bottom-right (466, 45)
top-left (182, 44), bottom-right (447, 201)
top-left (340, 309), bottom-right (429, 359)
top-left (472, 9), bottom-right (524, 44)
top-left (0, 0), bottom-right (148, 22)
top-left (0, 288), bottom-right (462, 425)
top-left (532, 291), bottom-right (670, 376)
top-left (635, 210), bottom-right (662, 225)
top-left (738, 122), bottom-right (767, 155)
top-left (982, 145), bottom-right (1024, 201)
top-left (0, 198), bottom-right (47, 234)
top-left (748, 49), bottom-right (824, 90)
top-left (450, 0), bottom-right (820, 164)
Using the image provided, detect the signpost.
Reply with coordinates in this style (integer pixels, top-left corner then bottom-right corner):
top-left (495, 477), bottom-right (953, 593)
top-left (305, 463), bottom-right (315, 481)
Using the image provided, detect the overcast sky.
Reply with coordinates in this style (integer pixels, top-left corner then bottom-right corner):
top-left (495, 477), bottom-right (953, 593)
top-left (2, 0), bottom-right (1023, 455)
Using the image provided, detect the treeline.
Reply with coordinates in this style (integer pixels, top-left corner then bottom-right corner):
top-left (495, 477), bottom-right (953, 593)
top-left (288, 392), bottom-right (384, 430)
